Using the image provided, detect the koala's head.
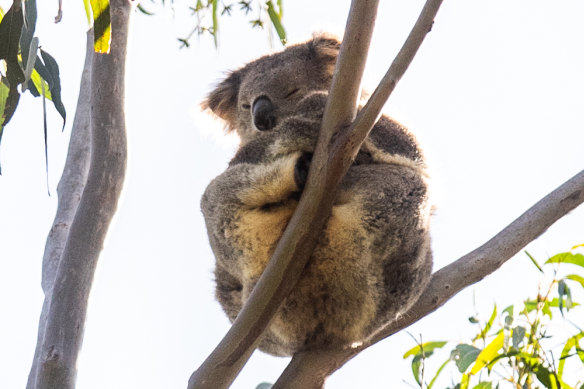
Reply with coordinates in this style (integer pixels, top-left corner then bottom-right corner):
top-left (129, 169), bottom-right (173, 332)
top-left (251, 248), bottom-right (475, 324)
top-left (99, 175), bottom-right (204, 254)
top-left (202, 34), bottom-right (340, 144)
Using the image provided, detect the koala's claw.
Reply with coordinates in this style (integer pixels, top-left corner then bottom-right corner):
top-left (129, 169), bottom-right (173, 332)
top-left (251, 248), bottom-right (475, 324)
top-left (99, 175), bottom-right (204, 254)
top-left (294, 152), bottom-right (313, 190)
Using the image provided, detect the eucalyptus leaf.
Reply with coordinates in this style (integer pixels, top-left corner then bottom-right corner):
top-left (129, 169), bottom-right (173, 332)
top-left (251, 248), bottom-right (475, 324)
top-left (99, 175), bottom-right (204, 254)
top-left (470, 332), bottom-right (504, 375)
top-left (565, 274), bottom-right (584, 290)
top-left (546, 252), bottom-right (584, 268)
top-left (39, 49), bottom-right (66, 128)
top-left (412, 354), bottom-right (423, 385)
top-left (266, 0), bottom-right (286, 45)
top-left (512, 326), bottom-right (526, 349)
top-left (472, 383), bottom-right (492, 389)
top-left (525, 250), bottom-right (544, 273)
top-left (403, 341), bottom-right (448, 358)
top-left (450, 344), bottom-right (480, 373)
top-left (19, 0), bottom-right (37, 68)
top-left (90, 0), bottom-right (111, 53)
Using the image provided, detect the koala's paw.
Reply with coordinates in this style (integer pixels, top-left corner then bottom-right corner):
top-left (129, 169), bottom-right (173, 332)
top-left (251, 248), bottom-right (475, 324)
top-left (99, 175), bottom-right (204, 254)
top-left (294, 152), bottom-right (313, 190)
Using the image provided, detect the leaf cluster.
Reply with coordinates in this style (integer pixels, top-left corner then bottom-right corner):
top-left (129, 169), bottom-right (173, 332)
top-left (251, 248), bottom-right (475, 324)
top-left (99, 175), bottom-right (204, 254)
top-left (139, 0), bottom-right (286, 48)
top-left (403, 246), bottom-right (584, 389)
top-left (0, 1), bottom-right (66, 174)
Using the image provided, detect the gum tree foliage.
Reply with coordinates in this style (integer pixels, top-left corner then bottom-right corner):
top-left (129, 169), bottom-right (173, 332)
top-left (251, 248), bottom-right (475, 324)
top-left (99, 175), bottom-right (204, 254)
top-left (0, 0), bottom-right (583, 389)
top-left (404, 247), bottom-right (584, 389)
top-left (0, 0), bottom-right (65, 175)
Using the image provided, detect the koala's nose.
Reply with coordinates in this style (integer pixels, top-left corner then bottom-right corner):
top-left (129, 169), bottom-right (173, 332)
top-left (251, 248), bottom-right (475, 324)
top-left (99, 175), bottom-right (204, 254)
top-left (252, 96), bottom-right (276, 131)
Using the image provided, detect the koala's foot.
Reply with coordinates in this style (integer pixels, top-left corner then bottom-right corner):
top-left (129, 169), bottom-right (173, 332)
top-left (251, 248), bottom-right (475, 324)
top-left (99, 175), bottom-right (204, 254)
top-left (294, 152), bottom-right (313, 190)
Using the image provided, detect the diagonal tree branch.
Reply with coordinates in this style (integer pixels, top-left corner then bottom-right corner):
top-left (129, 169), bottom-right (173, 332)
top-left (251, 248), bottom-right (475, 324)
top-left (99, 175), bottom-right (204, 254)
top-left (188, 1), bottom-right (381, 388)
top-left (31, 1), bottom-right (133, 388)
top-left (376, 168), bottom-right (584, 342)
top-left (274, 168), bottom-right (584, 387)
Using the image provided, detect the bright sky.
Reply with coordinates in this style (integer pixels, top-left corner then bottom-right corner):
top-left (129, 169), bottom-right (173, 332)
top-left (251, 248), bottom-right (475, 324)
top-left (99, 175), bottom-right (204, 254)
top-left (0, 1), bottom-right (583, 388)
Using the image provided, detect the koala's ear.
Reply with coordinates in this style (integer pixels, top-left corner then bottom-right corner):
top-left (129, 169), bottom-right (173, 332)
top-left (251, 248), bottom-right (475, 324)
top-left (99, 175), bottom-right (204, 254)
top-left (201, 70), bottom-right (241, 131)
top-left (308, 33), bottom-right (341, 66)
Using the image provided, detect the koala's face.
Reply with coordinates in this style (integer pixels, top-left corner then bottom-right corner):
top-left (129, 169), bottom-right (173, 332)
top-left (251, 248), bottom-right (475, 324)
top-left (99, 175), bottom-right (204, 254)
top-left (202, 34), bottom-right (340, 144)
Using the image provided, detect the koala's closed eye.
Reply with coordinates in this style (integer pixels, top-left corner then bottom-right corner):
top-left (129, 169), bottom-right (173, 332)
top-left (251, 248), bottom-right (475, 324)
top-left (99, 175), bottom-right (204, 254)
top-left (241, 103), bottom-right (251, 110)
top-left (284, 88), bottom-right (300, 99)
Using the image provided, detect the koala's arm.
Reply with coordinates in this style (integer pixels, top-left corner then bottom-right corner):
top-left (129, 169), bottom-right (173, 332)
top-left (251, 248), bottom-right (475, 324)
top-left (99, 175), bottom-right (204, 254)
top-left (201, 152), bottom-right (302, 222)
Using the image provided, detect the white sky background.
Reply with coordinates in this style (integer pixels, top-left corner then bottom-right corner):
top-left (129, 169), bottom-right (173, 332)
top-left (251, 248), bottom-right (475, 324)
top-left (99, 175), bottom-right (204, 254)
top-left (0, 0), bottom-right (583, 388)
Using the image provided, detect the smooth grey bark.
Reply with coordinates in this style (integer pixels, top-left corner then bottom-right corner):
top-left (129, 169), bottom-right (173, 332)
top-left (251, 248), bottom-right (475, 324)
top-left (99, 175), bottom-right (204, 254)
top-left (26, 30), bottom-right (93, 389)
top-left (29, 1), bottom-right (133, 388)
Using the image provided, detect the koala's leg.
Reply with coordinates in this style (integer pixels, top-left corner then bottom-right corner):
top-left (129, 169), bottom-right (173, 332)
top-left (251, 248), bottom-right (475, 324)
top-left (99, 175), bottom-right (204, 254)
top-left (336, 163), bottom-right (433, 329)
top-left (214, 264), bottom-right (243, 323)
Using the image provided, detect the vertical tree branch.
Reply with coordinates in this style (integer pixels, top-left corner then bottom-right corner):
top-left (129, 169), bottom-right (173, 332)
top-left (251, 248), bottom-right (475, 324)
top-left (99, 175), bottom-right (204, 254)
top-left (188, 1), bottom-right (380, 388)
top-left (26, 30), bottom-right (93, 389)
top-left (32, 1), bottom-right (133, 388)
top-left (271, 0), bottom-right (445, 386)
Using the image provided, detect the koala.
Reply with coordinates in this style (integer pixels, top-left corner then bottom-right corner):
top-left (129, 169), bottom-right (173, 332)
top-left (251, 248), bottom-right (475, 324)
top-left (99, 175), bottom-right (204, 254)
top-left (200, 34), bottom-right (433, 357)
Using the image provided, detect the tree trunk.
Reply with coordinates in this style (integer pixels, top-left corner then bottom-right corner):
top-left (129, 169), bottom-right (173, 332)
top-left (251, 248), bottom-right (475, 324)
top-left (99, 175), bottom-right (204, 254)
top-left (28, 1), bottom-right (133, 388)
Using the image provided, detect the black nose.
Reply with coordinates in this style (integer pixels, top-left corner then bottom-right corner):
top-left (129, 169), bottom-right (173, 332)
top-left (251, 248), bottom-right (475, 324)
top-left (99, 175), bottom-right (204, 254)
top-left (252, 96), bottom-right (276, 131)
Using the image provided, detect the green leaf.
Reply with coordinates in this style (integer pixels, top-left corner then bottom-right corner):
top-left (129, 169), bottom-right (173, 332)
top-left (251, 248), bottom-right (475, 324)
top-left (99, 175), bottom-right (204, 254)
top-left (39, 49), bottom-right (66, 128)
top-left (460, 373), bottom-right (470, 389)
top-left (525, 250), bottom-right (544, 273)
top-left (89, 0), bottom-right (111, 53)
top-left (83, 0), bottom-right (92, 25)
top-left (558, 280), bottom-right (574, 316)
top-left (534, 364), bottom-right (561, 389)
top-left (255, 383), bottom-right (272, 389)
top-left (403, 341), bottom-right (448, 358)
top-left (559, 333), bottom-right (584, 379)
top-left (412, 354), bottom-right (423, 385)
top-left (428, 358), bottom-right (451, 389)
top-left (451, 344), bottom-right (481, 373)
top-left (19, 0), bottom-right (37, 69)
top-left (565, 274), bottom-right (584, 290)
top-left (502, 304), bottom-right (514, 318)
top-left (211, 0), bottom-right (218, 47)
top-left (472, 383), bottom-right (492, 389)
top-left (266, 0), bottom-right (286, 45)
top-left (512, 326), bottom-right (526, 349)
top-left (404, 341), bottom-right (448, 385)
top-left (470, 331), bottom-right (504, 375)
top-left (483, 305), bottom-right (497, 336)
top-left (137, 4), bottom-right (154, 15)
top-left (0, 77), bottom-right (9, 158)
top-left (0, 2), bottom-right (25, 135)
top-left (28, 68), bottom-right (51, 99)
top-left (22, 36), bottom-right (39, 91)
top-left (546, 252), bottom-right (584, 269)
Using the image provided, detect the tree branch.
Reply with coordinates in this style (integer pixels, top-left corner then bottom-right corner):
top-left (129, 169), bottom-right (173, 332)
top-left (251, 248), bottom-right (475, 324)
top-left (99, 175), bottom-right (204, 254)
top-left (270, 0), bottom-right (446, 386)
top-left (32, 2), bottom-right (133, 388)
top-left (274, 169), bottom-right (584, 386)
top-left (188, 1), bottom-right (380, 388)
top-left (26, 30), bottom-right (93, 389)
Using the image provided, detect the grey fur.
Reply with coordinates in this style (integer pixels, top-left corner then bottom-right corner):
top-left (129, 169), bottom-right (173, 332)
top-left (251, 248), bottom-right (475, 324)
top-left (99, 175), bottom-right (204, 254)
top-left (201, 35), bottom-right (433, 356)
